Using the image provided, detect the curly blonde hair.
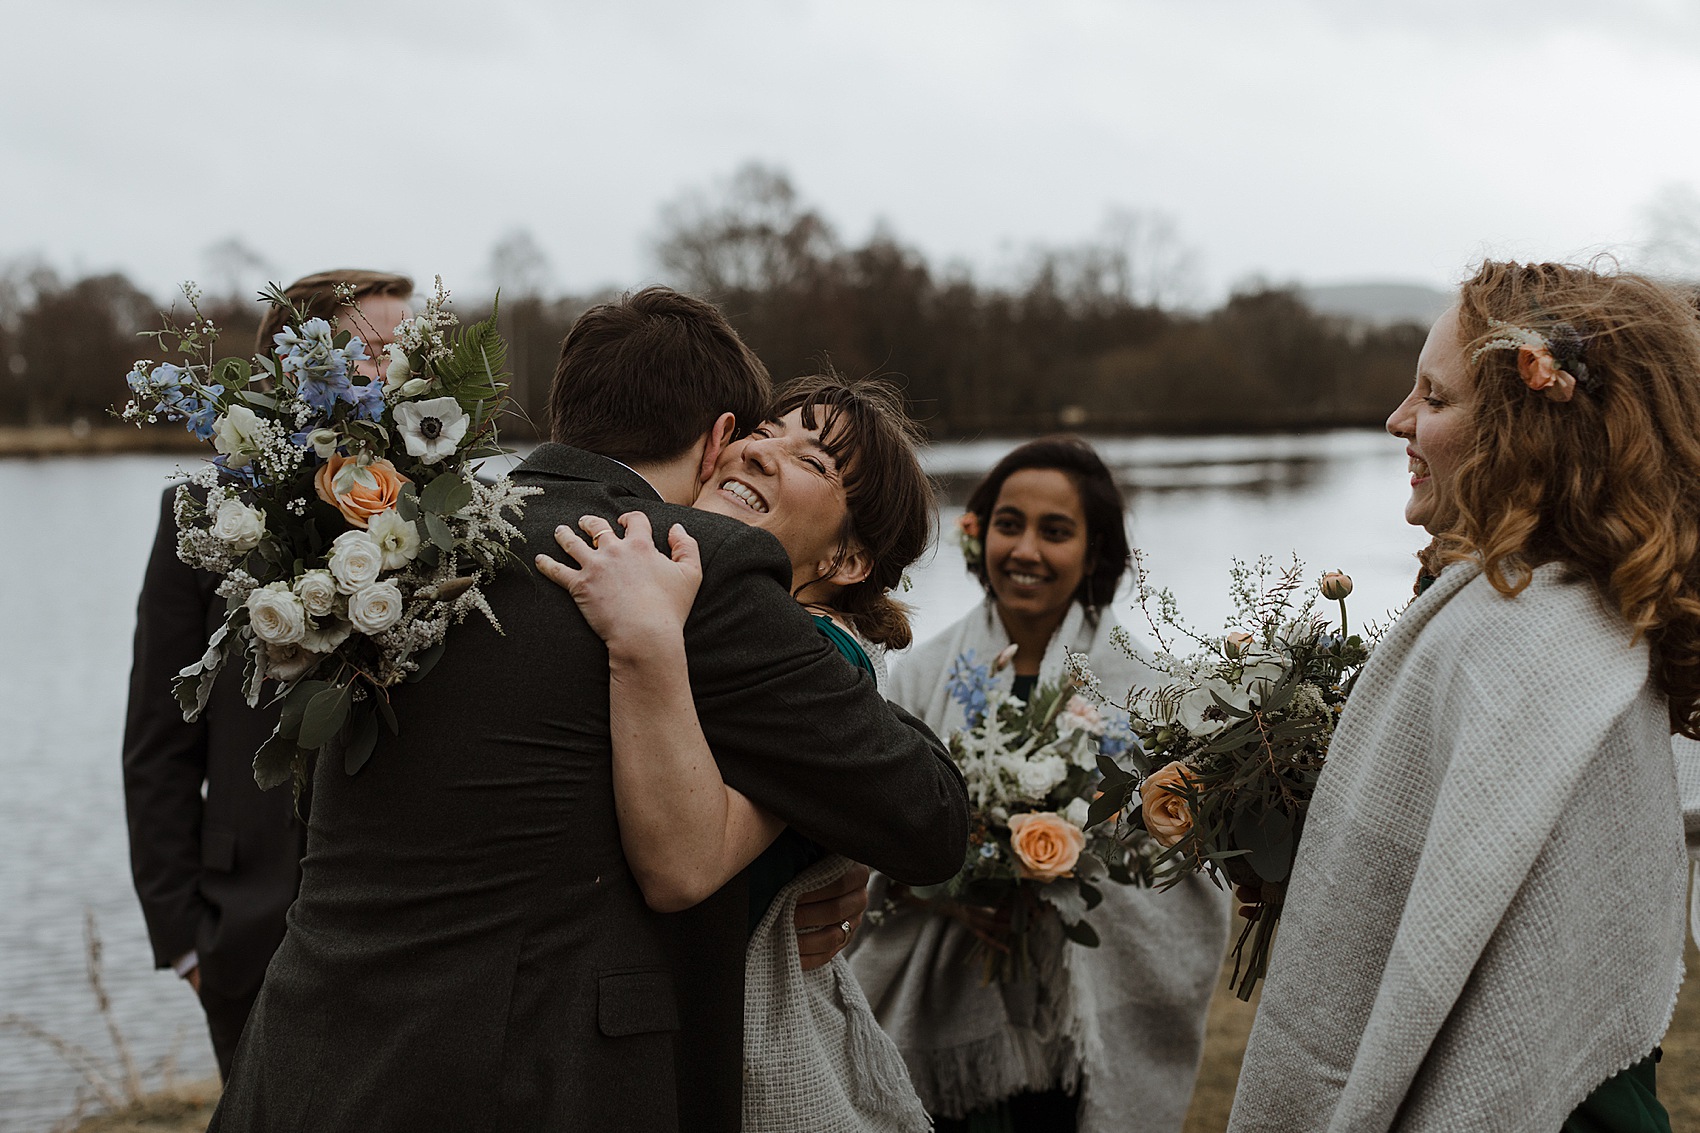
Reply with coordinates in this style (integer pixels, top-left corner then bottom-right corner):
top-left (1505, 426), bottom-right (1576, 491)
top-left (1430, 261), bottom-right (1700, 736)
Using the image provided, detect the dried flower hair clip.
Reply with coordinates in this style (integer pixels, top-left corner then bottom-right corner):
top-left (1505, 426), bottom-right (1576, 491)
top-left (1470, 318), bottom-right (1594, 403)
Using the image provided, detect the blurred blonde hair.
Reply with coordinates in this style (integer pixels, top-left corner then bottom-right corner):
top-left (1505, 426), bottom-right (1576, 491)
top-left (1432, 260), bottom-right (1700, 736)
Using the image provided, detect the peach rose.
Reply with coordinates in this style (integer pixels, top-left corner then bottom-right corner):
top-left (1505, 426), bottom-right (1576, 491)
top-left (1007, 811), bottom-right (1086, 882)
top-left (315, 454), bottom-right (409, 528)
top-left (956, 511), bottom-right (981, 541)
top-left (1516, 345), bottom-right (1575, 403)
top-left (1140, 760), bottom-right (1198, 848)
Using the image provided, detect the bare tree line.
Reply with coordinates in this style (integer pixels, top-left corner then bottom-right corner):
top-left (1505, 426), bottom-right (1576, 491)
top-left (2, 163), bottom-right (1466, 438)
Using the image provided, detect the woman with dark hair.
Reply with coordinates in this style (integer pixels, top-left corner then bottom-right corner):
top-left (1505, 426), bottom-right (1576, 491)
top-left (852, 436), bottom-right (1232, 1133)
top-left (540, 373), bottom-right (937, 1132)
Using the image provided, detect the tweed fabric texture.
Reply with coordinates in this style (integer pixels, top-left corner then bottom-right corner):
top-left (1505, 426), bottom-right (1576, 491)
top-left (1228, 563), bottom-right (1687, 1133)
top-left (853, 601), bottom-right (1232, 1129)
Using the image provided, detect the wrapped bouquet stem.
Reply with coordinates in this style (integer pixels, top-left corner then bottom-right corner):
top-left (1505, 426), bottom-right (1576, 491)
top-left (1069, 555), bottom-right (1373, 999)
top-left (898, 645), bottom-right (1156, 984)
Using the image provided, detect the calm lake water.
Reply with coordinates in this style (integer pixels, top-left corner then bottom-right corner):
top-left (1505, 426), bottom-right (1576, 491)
top-left (0, 431), bottom-right (1422, 1129)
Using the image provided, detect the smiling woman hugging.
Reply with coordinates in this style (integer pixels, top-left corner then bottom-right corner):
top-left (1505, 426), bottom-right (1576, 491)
top-left (850, 437), bottom-right (1232, 1133)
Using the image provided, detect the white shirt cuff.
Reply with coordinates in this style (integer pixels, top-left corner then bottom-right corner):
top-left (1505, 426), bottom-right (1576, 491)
top-left (171, 950), bottom-right (199, 977)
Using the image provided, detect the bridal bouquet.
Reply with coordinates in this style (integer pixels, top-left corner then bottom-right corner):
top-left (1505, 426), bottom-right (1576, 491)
top-left (1068, 556), bottom-right (1370, 999)
top-left (118, 280), bottom-right (538, 793)
top-left (909, 646), bottom-right (1151, 983)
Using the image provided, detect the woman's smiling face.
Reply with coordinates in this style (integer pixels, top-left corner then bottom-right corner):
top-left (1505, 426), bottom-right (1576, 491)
top-left (693, 407), bottom-right (857, 590)
top-left (1386, 304), bottom-right (1475, 533)
top-left (984, 467), bottom-right (1091, 625)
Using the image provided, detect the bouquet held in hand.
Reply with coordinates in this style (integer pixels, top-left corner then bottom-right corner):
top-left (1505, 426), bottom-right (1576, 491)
top-left (118, 280), bottom-right (538, 792)
top-left (1069, 556), bottom-right (1371, 999)
top-left (911, 644), bottom-right (1151, 983)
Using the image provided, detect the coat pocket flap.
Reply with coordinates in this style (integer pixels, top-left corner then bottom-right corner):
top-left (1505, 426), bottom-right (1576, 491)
top-left (200, 828), bottom-right (236, 872)
top-left (596, 969), bottom-right (680, 1037)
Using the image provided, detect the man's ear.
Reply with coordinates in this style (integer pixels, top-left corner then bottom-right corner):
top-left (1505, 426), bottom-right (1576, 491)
top-left (696, 412), bottom-right (738, 486)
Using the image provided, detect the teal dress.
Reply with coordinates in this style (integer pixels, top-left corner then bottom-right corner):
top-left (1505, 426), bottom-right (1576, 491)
top-left (743, 616), bottom-right (876, 936)
top-left (1417, 573), bottom-right (1668, 1132)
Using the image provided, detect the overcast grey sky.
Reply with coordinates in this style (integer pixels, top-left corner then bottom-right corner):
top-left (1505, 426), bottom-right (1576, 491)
top-left (5, 0), bottom-right (1699, 302)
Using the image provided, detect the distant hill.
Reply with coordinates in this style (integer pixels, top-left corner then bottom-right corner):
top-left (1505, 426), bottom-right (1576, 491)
top-left (1298, 281), bottom-right (1452, 327)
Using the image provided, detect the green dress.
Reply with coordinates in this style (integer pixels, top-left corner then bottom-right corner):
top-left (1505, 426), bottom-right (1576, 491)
top-left (743, 616), bottom-right (876, 936)
top-left (1418, 573), bottom-right (1668, 1132)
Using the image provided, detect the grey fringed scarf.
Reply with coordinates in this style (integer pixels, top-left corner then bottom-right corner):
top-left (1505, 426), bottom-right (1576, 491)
top-left (1229, 563), bottom-right (1687, 1132)
top-left (852, 601), bottom-right (1231, 1130)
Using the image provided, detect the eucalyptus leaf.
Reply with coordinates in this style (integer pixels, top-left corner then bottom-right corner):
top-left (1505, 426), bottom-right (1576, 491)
top-left (1085, 788), bottom-right (1129, 830)
top-left (1060, 917), bottom-right (1101, 947)
top-left (298, 682), bottom-right (352, 750)
top-left (278, 679), bottom-right (328, 738)
top-left (253, 728), bottom-right (299, 791)
top-left (374, 689), bottom-right (399, 735)
top-left (1231, 806), bottom-right (1295, 884)
top-left (344, 709), bottom-right (381, 775)
top-left (396, 492), bottom-right (419, 522)
top-left (419, 472), bottom-right (470, 515)
top-left (425, 513), bottom-right (453, 552)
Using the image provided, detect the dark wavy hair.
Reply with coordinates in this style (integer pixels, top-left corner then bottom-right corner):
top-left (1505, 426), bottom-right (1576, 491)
top-left (1430, 260), bottom-right (1700, 737)
top-left (963, 435), bottom-right (1130, 618)
top-left (772, 372), bottom-right (934, 650)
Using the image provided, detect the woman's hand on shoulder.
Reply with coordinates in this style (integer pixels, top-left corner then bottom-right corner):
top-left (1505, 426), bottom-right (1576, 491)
top-left (536, 511), bottom-right (702, 656)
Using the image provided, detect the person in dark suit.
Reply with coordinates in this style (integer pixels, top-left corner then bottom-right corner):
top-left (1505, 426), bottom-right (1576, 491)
top-left (208, 287), bottom-right (969, 1132)
top-left (122, 269), bottom-right (414, 1079)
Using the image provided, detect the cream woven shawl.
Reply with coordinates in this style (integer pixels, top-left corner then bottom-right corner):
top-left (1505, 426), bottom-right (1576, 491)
top-left (1229, 562), bottom-right (1687, 1133)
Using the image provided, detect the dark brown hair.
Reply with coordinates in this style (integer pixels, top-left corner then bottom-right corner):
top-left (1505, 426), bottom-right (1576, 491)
top-left (1433, 260), bottom-right (1700, 736)
top-left (963, 435), bottom-right (1130, 618)
top-left (772, 373), bottom-right (934, 650)
top-left (255, 269), bottom-right (413, 354)
top-left (548, 287), bottom-right (771, 463)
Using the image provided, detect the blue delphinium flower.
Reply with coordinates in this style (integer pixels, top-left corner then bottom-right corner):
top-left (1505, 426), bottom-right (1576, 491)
top-left (945, 651), bottom-right (993, 728)
top-left (180, 383), bottom-right (224, 440)
top-left (347, 378), bottom-right (386, 422)
top-left (275, 320), bottom-right (372, 415)
top-left (1098, 709), bottom-right (1141, 763)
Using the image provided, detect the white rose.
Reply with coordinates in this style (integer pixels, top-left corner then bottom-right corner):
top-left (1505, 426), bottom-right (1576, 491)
top-left (293, 569), bottom-right (338, 616)
top-left (1014, 754), bottom-right (1069, 800)
top-left (301, 616), bottom-right (353, 653)
top-left (366, 509), bottom-right (421, 570)
top-left (327, 530), bottom-right (384, 593)
top-left (348, 580), bottom-right (405, 634)
top-left (1063, 797), bottom-right (1092, 829)
top-left (210, 499), bottom-right (266, 552)
top-left (382, 344), bottom-right (413, 393)
top-left (246, 582), bottom-right (307, 646)
top-left (211, 404), bottom-right (264, 467)
top-left (264, 641), bottom-right (321, 683)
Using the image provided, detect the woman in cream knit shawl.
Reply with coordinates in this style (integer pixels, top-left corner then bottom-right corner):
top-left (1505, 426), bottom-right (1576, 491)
top-left (1230, 262), bottom-right (1700, 1131)
top-left (853, 599), bottom-right (1231, 1131)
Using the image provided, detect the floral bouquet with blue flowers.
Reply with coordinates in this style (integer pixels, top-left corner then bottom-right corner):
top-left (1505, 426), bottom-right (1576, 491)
top-left (908, 645), bottom-right (1152, 983)
top-left (1067, 555), bottom-right (1372, 999)
top-left (119, 280), bottom-right (538, 794)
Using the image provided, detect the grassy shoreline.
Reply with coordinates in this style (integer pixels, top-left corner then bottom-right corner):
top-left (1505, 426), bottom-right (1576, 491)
top-left (63, 935), bottom-right (1700, 1132)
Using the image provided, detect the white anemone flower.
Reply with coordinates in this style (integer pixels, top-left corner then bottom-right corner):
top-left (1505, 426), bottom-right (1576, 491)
top-left (392, 396), bottom-right (469, 465)
top-left (1176, 677), bottom-right (1251, 739)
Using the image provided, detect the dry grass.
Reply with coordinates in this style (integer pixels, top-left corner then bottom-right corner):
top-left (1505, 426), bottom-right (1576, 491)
top-left (64, 1083), bottom-right (219, 1133)
top-left (1183, 937), bottom-right (1700, 1132)
top-left (45, 936), bottom-right (1700, 1133)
